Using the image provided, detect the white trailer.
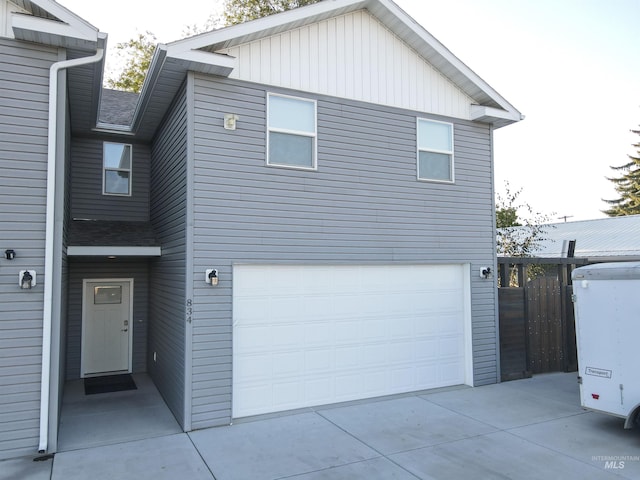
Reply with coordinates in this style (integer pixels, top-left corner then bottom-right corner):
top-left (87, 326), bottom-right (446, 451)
top-left (572, 262), bottom-right (640, 428)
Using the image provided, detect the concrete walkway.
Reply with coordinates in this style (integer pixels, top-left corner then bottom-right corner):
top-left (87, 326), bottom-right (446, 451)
top-left (3, 373), bottom-right (640, 479)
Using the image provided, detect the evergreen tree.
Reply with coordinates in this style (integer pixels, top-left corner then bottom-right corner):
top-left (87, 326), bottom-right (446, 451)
top-left (603, 126), bottom-right (640, 216)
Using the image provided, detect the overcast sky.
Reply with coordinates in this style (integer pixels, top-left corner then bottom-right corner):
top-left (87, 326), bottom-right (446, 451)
top-left (58, 0), bottom-right (640, 222)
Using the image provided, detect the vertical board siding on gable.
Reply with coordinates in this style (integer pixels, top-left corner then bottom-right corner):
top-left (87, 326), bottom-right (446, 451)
top-left (0, 38), bottom-right (57, 460)
top-left (189, 75), bottom-right (497, 428)
top-left (70, 138), bottom-right (150, 221)
top-left (219, 10), bottom-right (472, 122)
top-left (149, 83), bottom-right (188, 428)
top-left (65, 262), bottom-right (149, 380)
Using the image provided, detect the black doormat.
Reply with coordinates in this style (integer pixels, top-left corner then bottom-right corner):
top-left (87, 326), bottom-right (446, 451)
top-left (84, 374), bottom-right (137, 395)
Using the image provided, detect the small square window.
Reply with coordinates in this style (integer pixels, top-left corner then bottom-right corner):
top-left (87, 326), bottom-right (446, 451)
top-left (417, 119), bottom-right (454, 183)
top-left (103, 142), bottom-right (132, 195)
top-left (267, 93), bottom-right (317, 170)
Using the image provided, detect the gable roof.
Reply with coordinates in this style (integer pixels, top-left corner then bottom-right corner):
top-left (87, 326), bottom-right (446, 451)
top-left (129, 0), bottom-right (522, 141)
top-left (508, 215), bottom-right (640, 261)
top-left (9, 0), bottom-right (99, 50)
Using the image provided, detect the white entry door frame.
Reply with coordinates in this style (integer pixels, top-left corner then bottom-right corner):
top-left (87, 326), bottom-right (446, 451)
top-left (81, 278), bottom-right (134, 378)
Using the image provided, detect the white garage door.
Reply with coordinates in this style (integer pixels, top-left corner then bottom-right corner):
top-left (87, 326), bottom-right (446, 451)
top-left (232, 264), bottom-right (471, 418)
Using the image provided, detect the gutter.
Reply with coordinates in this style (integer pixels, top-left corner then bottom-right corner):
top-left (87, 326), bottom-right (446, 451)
top-left (39, 47), bottom-right (104, 454)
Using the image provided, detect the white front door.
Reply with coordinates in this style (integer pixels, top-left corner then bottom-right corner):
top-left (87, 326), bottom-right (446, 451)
top-left (81, 279), bottom-right (133, 377)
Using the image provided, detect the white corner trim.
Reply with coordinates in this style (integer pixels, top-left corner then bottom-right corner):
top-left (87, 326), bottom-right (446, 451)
top-left (67, 246), bottom-right (162, 257)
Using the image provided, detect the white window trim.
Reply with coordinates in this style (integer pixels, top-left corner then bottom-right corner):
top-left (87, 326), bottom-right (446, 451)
top-left (102, 142), bottom-right (133, 196)
top-left (416, 118), bottom-right (455, 184)
top-left (267, 92), bottom-right (318, 171)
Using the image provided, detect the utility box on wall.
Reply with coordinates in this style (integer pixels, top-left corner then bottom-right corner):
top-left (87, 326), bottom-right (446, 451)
top-left (572, 262), bottom-right (640, 428)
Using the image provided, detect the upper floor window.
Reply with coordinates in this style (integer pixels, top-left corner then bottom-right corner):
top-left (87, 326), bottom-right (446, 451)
top-left (267, 93), bottom-right (317, 170)
top-left (103, 142), bottom-right (132, 196)
top-left (417, 119), bottom-right (454, 183)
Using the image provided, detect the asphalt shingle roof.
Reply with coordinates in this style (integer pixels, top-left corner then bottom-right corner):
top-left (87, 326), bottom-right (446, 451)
top-left (69, 220), bottom-right (159, 247)
top-left (98, 89), bottom-right (139, 126)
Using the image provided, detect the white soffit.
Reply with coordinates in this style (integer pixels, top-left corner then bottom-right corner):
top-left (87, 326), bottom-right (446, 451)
top-left (67, 246), bottom-right (162, 257)
top-left (9, 0), bottom-right (98, 50)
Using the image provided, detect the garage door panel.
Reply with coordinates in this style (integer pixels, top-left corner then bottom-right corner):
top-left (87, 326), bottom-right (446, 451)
top-left (335, 346), bottom-right (359, 368)
top-left (304, 322), bottom-right (333, 345)
top-left (234, 326), bottom-right (273, 353)
top-left (305, 348), bottom-right (332, 372)
top-left (334, 321), bottom-right (360, 342)
top-left (360, 318), bottom-right (387, 341)
top-left (234, 354), bottom-right (272, 380)
top-left (234, 296), bottom-right (269, 323)
top-left (389, 317), bottom-right (415, 339)
top-left (233, 264), bottom-right (469, 418)
top-left (391, 367), bottom-right (416, 389)
top-left (388, 341), bottom-right (415, 363)
top-left (306, 377), bottom-right (333, 403)
top-left (414, 339), bottom-right (438, 360)
top-left (271, 324), bottom-right (304, 348)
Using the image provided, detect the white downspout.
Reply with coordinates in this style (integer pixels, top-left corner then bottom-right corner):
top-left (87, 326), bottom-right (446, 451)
top-left (39, 48), bottom-right (104, 454)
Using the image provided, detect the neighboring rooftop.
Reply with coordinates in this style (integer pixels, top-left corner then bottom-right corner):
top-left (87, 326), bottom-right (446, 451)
top-left (98, 89), bottom-right (139, 126)
top-left (512, 215), bottom-right (640, 260)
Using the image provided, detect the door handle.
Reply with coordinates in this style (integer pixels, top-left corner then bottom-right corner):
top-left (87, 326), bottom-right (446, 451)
top-left (122, 319), bottom-right (129, 332)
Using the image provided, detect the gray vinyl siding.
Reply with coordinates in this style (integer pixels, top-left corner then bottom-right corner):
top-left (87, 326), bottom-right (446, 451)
top-left (189, 76), bottom-right (497, 428)
top-left (149, 83), bottom-right (188, 428)
top-left (70, 138), bottom-right (150, 221)
top-left (0, 38), bottom-right (57, 460)
top-left (65, 261), bottom-right (149, 380)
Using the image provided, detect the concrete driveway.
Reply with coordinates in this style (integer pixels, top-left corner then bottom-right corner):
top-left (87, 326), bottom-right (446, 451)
top-left (4, 372), bottom-right (640, 479)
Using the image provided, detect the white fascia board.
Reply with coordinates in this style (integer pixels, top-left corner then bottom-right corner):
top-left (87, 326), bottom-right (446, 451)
top-left (166, 48), bottom-right (237, 76)
top-left (167, 0), bottom-right (366, 52)
top-left (67, 246), bottom-right (162, 257)
top-left (128, 45), bottom-right (168, 134)
top-left (27, 0), bottom-right (98, 39)
top-left (11, 12), bottom-right (98, 48)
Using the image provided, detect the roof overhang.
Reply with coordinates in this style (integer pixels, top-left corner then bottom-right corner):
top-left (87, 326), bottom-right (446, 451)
top-left (10, 0), bottom-right (99, 51)
top-left (67, 246), bottom-right (162, 257)
top-left (130, 0), bottom-right (522, 140)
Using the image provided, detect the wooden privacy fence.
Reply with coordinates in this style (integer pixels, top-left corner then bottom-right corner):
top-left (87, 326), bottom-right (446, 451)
top-left (497, 257), bottom-right (587, 381)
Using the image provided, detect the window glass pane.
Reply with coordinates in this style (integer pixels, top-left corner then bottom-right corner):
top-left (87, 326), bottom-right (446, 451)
top-left (269, 131), bottom-right (313, 167)
top-left (94, 286), bottom-right (122, 304)
top-left (105, 170), bottom-right (130, 194)
top-left (269, 95), bottom-right (315, 133)
top-left (418, 120), bottom-right (452, 151)
top-left (104, 143), bottom-right (131, 169)
top-left (419, 151), bottom-right (452, 181)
